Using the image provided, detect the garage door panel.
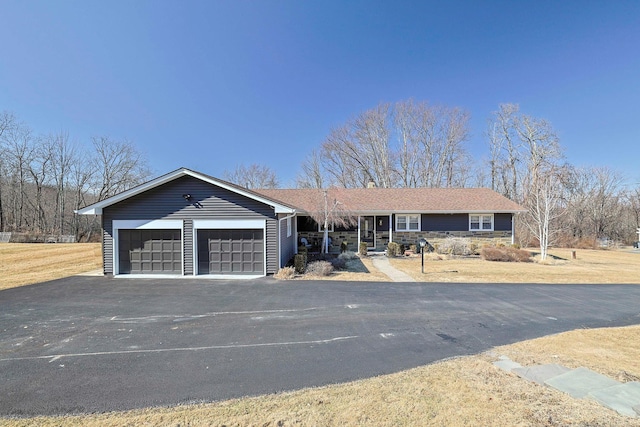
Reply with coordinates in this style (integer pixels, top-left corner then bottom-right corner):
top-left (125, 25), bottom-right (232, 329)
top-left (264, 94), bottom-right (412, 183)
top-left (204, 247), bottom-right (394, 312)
top-left (197, 229), bottom-right (264, 275)
top-left (119, 229), bottom-right (182, 275)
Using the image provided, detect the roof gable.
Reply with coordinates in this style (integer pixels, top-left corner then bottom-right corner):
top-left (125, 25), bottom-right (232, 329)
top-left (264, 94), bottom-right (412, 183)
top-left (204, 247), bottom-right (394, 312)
top-left (76, 168), bottom-right (296, 215)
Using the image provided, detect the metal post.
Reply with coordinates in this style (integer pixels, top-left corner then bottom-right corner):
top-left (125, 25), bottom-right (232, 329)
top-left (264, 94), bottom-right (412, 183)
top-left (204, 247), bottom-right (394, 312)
top-left (419, 238), bottom-right (427, 274)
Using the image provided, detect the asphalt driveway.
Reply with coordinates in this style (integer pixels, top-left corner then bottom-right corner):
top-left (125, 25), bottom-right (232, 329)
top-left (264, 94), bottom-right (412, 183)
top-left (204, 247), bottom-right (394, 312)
top-left (1, 276), bottom-right (639, 416)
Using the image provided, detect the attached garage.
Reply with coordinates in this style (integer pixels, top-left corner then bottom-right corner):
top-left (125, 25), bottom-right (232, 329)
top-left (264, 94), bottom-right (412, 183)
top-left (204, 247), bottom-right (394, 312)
top-left (76, 168), bottom-right (295, 278)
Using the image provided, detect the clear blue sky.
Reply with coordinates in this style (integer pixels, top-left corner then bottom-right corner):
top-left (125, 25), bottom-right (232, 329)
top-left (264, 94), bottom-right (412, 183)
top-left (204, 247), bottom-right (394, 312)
top-left (1, 0), bottom-right (639, 186)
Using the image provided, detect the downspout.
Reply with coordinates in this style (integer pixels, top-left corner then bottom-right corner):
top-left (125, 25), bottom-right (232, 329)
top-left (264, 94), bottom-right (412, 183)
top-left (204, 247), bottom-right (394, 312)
top-left (278, 212), bottom-right (297, 268)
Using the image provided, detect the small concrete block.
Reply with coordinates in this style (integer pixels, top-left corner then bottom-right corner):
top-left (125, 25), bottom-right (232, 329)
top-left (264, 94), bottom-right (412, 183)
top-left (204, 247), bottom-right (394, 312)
top-left (588, 382), bottom-right (640, 417)
top-left (493, 357), bottom-right (522, 372)
top-left (545, 367), bottom-right (622, 398)
top-left (513, 364), bottom-right (571, 385)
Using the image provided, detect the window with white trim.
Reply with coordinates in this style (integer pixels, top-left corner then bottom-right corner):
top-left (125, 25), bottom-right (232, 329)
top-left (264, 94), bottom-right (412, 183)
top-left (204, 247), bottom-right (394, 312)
top-left (396, 214), bottom-right (420, 231)
top-left (469, 214), bottom-right (494, 231)
top-left (286, 217), bottom-right (292, 237)
top-left (318, 222), bottom-right (334, 232)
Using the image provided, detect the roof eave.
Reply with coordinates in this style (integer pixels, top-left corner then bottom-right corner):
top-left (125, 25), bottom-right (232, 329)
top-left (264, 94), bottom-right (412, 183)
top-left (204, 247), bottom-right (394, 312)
top-left (75, 168), bottom-right (295, 216)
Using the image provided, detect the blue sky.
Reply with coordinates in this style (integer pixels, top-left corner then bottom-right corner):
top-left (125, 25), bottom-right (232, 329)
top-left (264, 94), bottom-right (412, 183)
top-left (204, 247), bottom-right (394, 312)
top-left (1, 0), bottom-right (639, 186)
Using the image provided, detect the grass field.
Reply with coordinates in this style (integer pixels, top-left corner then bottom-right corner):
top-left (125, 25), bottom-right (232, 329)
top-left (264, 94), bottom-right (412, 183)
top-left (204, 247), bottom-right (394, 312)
top-left (2, 244), bottom-right (640, 426)
top-left (390, 247), bottom-right (640, 284)
top-left (0, 243), bottom-right (101, 291)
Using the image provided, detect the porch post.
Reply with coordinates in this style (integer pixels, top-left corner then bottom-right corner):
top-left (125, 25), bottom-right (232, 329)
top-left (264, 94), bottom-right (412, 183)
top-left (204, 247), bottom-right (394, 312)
top-left (389, 213), bottom-right (393, 243)
top-left (357, 215), bottom-right (361, 250)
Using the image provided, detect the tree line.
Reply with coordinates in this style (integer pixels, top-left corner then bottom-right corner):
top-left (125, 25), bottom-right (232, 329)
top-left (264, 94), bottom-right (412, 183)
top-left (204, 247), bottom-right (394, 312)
top-left (234, 101), bottom-right (640, 257)
top-left (2, 101), bottom-right (638, 254)
top-left (0, 111), bottom-right (150, 241)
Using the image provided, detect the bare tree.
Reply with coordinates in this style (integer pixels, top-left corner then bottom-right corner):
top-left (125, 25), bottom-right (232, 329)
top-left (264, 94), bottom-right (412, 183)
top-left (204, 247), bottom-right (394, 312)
top-left (523, 166), bottom-right (567, 260)
top-left (27, 135), bottom-right (53, 233)
top-left (223, 163), bottom-right (280, 189)
top-left (564, 166), bottom-right (626, 244)
top-left (296, 149), bottom-right (326, 189)
top-left (0, 111), bottom-right (19, 231)
top-left (305, 188), bottom-right (357, 253)
top-left (70, 145), bottom-right (95, 241)
top-left (91, 136), bottom-right (150, 201)
top-left (2, 121), bottom-right (35, 230)
top-left (302, 100), bottom-right (471, 189)
top-left (49, 131), bottom-right (75, 235)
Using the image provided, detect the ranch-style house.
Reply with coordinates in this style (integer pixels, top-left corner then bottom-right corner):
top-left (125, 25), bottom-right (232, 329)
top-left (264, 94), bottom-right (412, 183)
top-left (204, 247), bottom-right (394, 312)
top-left (76, 167), bottom-right (525, 278)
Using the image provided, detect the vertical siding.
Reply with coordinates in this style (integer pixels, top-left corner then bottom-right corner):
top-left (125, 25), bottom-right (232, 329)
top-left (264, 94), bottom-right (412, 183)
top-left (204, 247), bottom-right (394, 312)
top-left (183, 219), bottom-right (193, 275)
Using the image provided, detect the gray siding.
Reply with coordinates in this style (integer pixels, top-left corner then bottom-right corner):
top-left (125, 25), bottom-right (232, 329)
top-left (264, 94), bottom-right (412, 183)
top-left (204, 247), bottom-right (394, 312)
top-left (494, 213), bottom-right (512, 231)
top-left (102, 176), bottom-right (278, 276)
top-left (422, 214), bottom-right (469, 232)
top-left (183, 219), bottom-right (193, 275)
top-left (102, 218), bottom-right (112, 275)
top-left (421, 213), bottom-right (513, 232)
top-left (278, 214), bottom-right (296, 268)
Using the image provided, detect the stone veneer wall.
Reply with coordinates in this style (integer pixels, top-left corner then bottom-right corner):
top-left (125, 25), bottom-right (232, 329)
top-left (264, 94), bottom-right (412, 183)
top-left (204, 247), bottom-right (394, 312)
top-left (298, 231), bottom-right (359, 253)
top-left (393, 231), bottom-right (513, 248)
top-left (298, 230), bottom-right (513, 253)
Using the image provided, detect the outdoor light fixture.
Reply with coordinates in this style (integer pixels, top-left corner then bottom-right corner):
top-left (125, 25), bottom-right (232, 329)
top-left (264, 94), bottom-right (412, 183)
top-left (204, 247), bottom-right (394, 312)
top-left (419, 238), bottom-right (427, 274)
top-left (182, 194), bottom-right (192, 201)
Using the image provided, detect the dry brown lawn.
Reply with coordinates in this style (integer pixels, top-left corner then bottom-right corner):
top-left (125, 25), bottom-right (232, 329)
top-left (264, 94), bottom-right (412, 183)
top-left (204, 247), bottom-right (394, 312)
top-left (2, 325), bottom-right (639, 426)
top-left (0, 243), bottom-right (101, 291)
top-left (390, 248), bottom-right (640, 284)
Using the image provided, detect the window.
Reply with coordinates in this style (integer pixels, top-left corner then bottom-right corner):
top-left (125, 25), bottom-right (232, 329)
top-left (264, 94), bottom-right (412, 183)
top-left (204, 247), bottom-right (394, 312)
top-left (318, 222), bottom-right (334, 232)
top-left (396, 214), bottom-right (420, 231)
top-left (286, 217), bottom-right (292, 237)
top-left (469, 214), bottom-right (494, 231)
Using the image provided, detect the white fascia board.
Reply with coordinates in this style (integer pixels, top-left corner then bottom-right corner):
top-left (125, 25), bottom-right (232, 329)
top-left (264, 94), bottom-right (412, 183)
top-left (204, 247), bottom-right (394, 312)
top-left (75, 168), bottom-right (296, 215)
top-left (193, 219), bottom-right (266, 229)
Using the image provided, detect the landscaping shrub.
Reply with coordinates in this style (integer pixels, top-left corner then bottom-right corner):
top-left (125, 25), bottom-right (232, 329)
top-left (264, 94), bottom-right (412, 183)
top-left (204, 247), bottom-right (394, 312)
top-left (437, 237), bottom-right (472, 256)
top-left (338, 251), bottom-right (358, 261)
top-left (330, 257), bottom-right (347, 270)
top-left (294, 253), bottom-right (307, 274)
top-left (274, 266), bottom-right (296, 280)
top-left (387, 241), bottom-right (400, 257)
top-left (306, 260), bottom-right (334, 276)
top-left (358, 242), bottom-right (368, 257)
top-left (481, 246), bottom-right (532, 262)
top-left (409, 244), bottom-right (417, 253)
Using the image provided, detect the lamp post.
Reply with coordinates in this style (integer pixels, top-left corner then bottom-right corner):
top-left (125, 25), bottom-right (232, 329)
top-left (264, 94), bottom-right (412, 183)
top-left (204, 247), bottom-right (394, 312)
top-left (419, 238), bottom-right (427, 274)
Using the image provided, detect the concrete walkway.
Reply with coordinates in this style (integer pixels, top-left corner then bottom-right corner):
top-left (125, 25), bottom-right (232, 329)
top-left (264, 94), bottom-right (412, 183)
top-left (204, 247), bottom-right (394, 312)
top-left (494, 356), bottom-right (640, 417)
top-left (369, 253), bottom-right (416, 282)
